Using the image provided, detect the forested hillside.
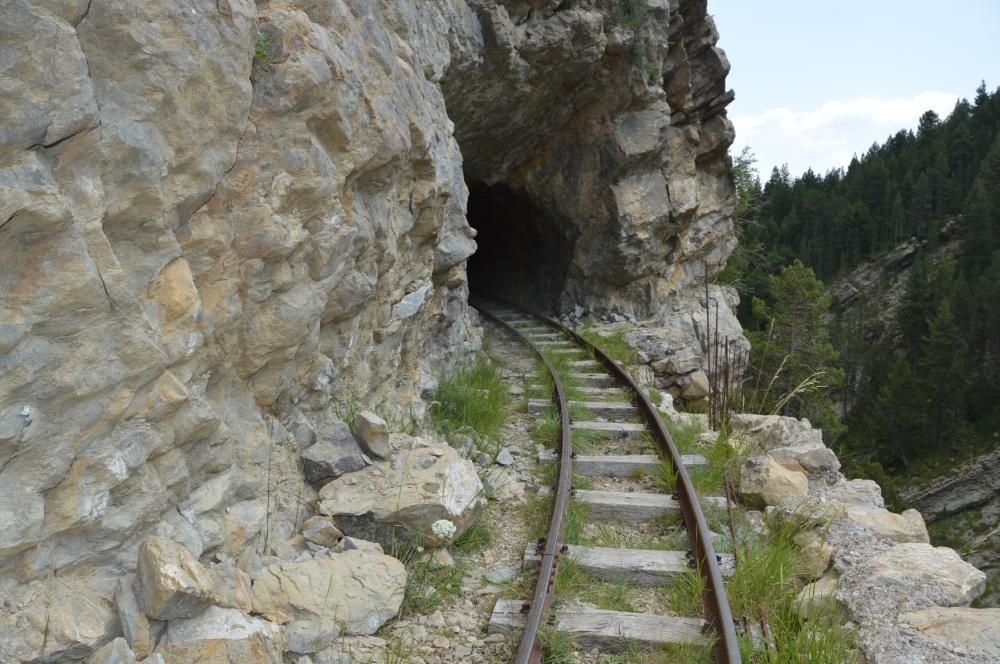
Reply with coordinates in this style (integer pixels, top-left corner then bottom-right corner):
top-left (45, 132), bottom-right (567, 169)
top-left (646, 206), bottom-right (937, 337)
top-left (726, 82), bottom-right (1000, 483)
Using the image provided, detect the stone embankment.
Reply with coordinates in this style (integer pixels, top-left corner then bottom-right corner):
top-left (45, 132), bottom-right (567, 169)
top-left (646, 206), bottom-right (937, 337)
top-left (724, 412), bottom-right (999, 663)
top-left (0, 411), bottom-right (487, 663)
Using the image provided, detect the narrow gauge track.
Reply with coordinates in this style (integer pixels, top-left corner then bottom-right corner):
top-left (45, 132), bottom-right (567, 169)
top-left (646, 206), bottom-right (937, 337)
top-left (473, 296), bottom-right (741, 664)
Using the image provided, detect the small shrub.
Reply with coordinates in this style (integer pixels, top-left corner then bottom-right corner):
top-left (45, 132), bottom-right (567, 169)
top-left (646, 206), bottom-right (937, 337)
top-left (254, 31), bottom-right (274, 62)
top-left (616, 0), bottom-right (648, 30)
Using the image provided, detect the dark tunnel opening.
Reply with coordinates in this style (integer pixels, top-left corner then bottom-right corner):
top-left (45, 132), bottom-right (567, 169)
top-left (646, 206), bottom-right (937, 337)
top-left (465, 182), bottom-right (574, 313)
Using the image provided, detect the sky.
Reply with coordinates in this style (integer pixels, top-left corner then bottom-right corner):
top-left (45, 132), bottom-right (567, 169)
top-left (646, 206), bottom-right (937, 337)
top-left (710, 0), bottom-right (1000, 180)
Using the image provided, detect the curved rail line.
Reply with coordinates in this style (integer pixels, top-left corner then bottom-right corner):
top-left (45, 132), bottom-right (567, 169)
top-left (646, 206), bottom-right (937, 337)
top-left (474, 295), bottom-right (741, 664)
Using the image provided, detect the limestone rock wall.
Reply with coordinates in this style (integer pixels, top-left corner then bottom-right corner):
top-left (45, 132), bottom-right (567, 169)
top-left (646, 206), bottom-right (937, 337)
top-left (1, 0), bottom-right (741, 587)
top-left (0, 2), bottom-right (743, 658)
top-left (0, 0), bottom-right (481, 589)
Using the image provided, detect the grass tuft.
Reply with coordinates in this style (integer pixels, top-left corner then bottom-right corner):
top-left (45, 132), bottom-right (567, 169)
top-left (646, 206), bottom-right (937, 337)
top-left (400, 558), bottom-right (465, 616)
top-left (664, 416), bottom-right (704, 454)
top-left (663, 565), bottom-right (706, 618)
top-left (531, 407), bottom-right (562, 448)
top-left (580, 326), bottom-right (638, 367)
top-left (556, 560), bottom-right (636, 612)
top-left (453, 519), bottom-right (493, 553)
top-left (431, 358), bottom-right (509, 441)
top-left (541, 626), bottom-right (577, 663)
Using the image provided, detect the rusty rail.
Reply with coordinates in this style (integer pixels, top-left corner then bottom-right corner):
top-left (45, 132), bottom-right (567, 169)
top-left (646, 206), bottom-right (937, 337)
top-left (476, 295), bottom-right (742, 664)
top-left (475, 302), bottom-right (572, 664)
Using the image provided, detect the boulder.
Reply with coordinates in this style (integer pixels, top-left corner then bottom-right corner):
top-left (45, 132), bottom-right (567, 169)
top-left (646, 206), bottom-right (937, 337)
top-left (418, 548), bottom-right (456, 567)
top-left (208, 559), bottom-right (254, 613)
top-left (114, 578), bottom-right (152, 658)
top-left (300, 418), bottom-right (368, 483)
top-left (302, 516), bottom-right (344, 547)
top-left (739, 455), bottom-right (809, 508)
top-left (354, 411), bottom-right (390, 459)
top-left (318, 438), bottom-right (485, 547)
top-left (900, 606), bottom-right (1000, 659)
top-left (87, 638), bottom-right (135, 664)
top-left (495, 449), bottom-right (515, 466)
top-left (844, 505), bottom-right (929, 543)
top-left (154, 606), bottom-right (283, 664)
top-left (482, 467), bottom-right (526, 503)
top-left (867, 543), bottom-right (986, 607)
top-left (284, 619), bottom-right (341, 655)
top-left (793, 571), bottom-right (839, 618)
top-left (794, 530), bottom-right (833, 579)
top-left (250, 550), bottom-right (406, 635)
top-left (680, 370), bottom-right (710, 399)
top-left (820, 478), bottom-right (885, 508)
top-left (136, 536), bottom-right (217, 621)
top-left (768, 442), bottom-right (841, 473)
top-left (730, 414), bottom-right (824, 450)
top-left (0, 576), bottom-right (117, 662)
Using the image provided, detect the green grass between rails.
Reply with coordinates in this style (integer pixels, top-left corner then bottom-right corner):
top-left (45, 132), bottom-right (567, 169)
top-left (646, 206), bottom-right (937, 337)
top-left (555, 560), bottom-right (638, 612)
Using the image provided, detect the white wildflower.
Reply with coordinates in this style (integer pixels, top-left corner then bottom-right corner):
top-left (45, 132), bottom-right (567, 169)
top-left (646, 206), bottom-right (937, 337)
top-left (431, 519), bottom-right (457, 541)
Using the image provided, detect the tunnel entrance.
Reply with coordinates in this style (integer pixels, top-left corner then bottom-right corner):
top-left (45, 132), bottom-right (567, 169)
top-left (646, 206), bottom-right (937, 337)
top-left (466, 182), bottom-right (573, 313)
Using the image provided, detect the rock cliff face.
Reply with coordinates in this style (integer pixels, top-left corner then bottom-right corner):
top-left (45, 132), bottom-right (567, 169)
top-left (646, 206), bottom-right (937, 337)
top-left (899, 447), bottom-right (1000, 521)
top-left (1, 0), bottom-right (486, 591)
top-left (0, 1), bottom-right (740, 659)
top-left (454, 0), bottom-right (737, 321)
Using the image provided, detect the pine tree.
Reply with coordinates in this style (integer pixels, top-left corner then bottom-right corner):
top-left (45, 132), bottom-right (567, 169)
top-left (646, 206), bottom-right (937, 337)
top-left (960, 180), bottom-right (994, 276)
top-left (918, 299), bottom-right (966, 452)
top-left (870, 352), bottom-right (928, 466)
top-left (912, 173), bottom-right (934, 240)
top-left (896, 254), bottom-right (934, 359)
top-left (748, 261), bottom-right (844, 438)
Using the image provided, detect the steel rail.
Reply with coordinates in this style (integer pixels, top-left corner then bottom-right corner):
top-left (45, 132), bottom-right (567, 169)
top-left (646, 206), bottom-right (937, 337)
top-left (474, 302), bottom-right (572, 664)
top-left (479, 295), bottom-right (742, 664)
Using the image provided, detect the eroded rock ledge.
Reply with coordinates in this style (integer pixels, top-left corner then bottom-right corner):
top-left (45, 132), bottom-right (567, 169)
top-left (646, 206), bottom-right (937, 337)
top-left (715, 411), bottom-right (998, 663)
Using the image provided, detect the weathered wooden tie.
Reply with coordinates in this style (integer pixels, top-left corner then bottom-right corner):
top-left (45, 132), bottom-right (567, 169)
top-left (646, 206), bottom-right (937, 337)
top-left (521, 543), bottom-right (735, 584)
top-left (566, 360), bottom-right (604, 370)
top-left (527, 383), bottom-right (626, 398)
top-left (531, 338), bottom-right (572, 346)
top-left (571, 420), bottom-right (647, 438)
top-left (576, 489), bottom-right (728, 521)
top-left (565, 373), bottom-right (618, 387)
top-left (527, 398), bottom-right (638, 418)
top-left (536, 450), bottom-right (706, 474)
top-left (489, 599), bottom-right (710, 649)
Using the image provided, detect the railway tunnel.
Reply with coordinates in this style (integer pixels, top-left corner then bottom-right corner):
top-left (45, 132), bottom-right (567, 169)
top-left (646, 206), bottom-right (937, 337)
top-left (465, 180), bottom-right (576, 313)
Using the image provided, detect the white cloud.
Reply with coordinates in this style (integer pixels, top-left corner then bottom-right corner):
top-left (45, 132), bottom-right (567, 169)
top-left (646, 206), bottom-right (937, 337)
top-left (731, 91), bottom-right (959, 178)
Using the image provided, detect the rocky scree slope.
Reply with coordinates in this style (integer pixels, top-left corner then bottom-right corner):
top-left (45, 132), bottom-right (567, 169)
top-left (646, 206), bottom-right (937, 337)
top-left (0, 0), bottom-right (742, 662)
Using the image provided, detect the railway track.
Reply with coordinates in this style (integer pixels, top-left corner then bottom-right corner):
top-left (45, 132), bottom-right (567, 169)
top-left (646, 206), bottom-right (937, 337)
top-left (473, 296), bottom-right (742, 664)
